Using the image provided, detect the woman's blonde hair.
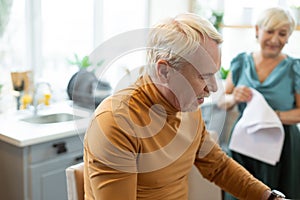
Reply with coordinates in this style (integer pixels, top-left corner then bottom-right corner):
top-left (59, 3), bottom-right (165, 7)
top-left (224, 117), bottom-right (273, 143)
top-left (146, 13), bottom-right (223, 76)
top-left (256, 7), bottom-right (296, 34)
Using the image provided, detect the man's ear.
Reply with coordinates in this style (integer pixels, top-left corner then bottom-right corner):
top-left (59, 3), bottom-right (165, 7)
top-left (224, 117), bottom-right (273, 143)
top-left (156, 60), bottom-right (170, 83)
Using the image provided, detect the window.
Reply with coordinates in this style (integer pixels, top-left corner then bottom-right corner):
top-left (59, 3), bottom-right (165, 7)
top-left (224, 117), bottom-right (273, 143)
top-left (40, 0), bottom-right (94, 97)
top-left (97, 0), bottom-right (149, 91)
top-left (0, 0), bottom-right (149, 104)
top-left (0, 0), bottom-right (26, 110)
top-left (0, 0), bottom-right (26, 83)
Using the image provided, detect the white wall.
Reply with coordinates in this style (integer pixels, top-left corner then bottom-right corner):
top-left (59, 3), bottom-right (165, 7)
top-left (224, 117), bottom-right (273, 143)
top-left (147, 0), bottom-right (300, 69)
top-left (148, 0), bottom-right (191, 25)
top-left (221, 27), bottom-right (300, 69)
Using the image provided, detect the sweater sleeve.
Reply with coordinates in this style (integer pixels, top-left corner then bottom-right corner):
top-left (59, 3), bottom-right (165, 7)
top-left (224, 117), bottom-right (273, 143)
top-left (84, 111), bottom-right (138, 200)
top-left (194, 129), bottom-right (270, 200)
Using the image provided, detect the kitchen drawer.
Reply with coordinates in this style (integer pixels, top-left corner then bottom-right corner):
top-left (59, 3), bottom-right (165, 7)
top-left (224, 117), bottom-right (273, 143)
top-left (29, 134), bottom-right (84, 164)
top-left (29, 151), bottom-right (83, 200)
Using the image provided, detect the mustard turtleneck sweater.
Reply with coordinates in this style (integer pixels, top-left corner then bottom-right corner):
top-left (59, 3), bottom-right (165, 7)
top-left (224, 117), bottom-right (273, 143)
top-left (84, 75), bottom-right (269, 200)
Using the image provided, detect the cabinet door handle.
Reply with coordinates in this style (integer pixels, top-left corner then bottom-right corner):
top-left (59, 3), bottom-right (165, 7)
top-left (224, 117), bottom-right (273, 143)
top-left (75, 156), bottom-right (83, 162)
top-left (52, 142), bottom-right (67, 154)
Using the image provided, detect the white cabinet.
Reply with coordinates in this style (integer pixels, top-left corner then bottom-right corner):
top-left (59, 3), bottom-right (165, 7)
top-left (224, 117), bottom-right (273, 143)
top-left (0, 134), bottom-right (84, 200)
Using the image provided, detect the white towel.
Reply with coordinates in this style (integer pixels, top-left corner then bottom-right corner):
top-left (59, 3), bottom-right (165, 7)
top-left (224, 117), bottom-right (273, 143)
top-left (229, 88), bottom-right (284, 165)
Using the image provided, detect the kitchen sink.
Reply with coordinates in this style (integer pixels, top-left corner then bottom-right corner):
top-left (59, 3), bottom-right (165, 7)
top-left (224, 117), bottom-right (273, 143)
top-left (21, 113), bottom-right (84, 124)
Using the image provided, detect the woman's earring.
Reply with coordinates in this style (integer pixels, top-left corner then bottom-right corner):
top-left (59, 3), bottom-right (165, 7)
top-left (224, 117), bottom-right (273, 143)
top-left (255, 35), bottom-right (258, 39)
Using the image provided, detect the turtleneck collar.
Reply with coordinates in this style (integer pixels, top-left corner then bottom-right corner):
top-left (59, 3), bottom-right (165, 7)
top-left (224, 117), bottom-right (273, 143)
top-left (135, 75), bottom-right (180, 115)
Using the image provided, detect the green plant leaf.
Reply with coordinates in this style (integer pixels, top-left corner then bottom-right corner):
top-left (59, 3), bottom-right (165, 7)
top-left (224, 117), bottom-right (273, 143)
top-left (219, 67), bottom-right (229, 79)
top-left (81, 56), bottom-right (91, 68)
top-left (67, 53), bottom-right (103, 69)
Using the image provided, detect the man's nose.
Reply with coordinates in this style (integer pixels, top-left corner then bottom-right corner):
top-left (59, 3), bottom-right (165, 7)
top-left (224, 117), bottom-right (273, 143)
top-left (206, 76), bottom-right (218, 92)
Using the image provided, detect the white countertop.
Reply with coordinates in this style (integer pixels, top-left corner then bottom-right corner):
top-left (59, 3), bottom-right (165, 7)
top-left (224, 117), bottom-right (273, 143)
top-left (2, 99), bottom-right (299, 148)
top-left (0, 101), bottom-right (92, 147)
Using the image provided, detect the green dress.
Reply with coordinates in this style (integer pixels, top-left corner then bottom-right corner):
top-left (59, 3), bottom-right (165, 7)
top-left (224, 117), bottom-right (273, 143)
top-left (224, 52), bottom-right (300, 199)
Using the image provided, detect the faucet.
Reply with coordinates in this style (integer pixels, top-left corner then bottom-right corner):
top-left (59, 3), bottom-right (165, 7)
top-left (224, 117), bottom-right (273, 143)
top-left (32, 82), bottom-right (52, 115)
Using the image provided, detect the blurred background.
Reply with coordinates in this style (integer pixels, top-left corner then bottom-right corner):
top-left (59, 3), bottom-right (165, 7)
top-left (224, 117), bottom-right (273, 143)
top-left (0, 0), bottom-right (299, 111)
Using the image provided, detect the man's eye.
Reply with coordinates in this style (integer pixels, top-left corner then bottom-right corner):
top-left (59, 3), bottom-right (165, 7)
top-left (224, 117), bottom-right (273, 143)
top-left (199, 75), bottom-right (209, 80)
top-left (279, 33), bottom-right (287, 37)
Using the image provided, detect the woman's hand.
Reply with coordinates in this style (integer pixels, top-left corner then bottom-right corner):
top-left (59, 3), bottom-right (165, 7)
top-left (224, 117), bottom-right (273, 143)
top-left (233, 85), bottom-right (252, 103)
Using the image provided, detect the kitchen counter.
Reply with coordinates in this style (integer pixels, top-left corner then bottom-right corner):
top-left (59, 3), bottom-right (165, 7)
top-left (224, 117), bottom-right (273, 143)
top-left (0, 101), bottom-right (92, 147)
top-left (0, 100), bottom-right (91, 200)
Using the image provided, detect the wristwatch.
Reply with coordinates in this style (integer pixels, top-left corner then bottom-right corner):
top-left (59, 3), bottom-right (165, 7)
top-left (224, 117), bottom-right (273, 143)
top-left (267, 190), bottom-right (285, 200)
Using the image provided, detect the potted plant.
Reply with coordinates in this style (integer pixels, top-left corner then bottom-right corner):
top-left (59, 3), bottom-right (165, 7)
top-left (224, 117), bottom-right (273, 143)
top-left (210, 10), bottom-right (224, 32)
top-left (67, 53), bottom-right (105, 70)
top-left (66, 54), bottom-right (111, 109)
top-left (219, 66), bottom-right (230, 80)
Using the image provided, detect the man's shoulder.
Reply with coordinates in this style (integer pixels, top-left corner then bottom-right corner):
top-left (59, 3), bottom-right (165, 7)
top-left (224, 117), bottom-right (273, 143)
top-left (94, 86), bottom-right (144, 116)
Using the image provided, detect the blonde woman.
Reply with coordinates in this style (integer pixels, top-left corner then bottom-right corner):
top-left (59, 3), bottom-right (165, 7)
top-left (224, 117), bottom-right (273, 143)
top-left (222, 7), bottom-right (300, 199)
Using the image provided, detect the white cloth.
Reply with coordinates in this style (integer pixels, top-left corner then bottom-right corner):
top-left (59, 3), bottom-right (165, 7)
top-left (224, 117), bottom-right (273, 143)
top-left (229, 88), bottom-right (284, 165)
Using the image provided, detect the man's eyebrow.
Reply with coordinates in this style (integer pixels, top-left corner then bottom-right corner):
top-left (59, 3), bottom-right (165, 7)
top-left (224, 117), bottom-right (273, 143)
top-left (200, 73), bottom-right (215, 76)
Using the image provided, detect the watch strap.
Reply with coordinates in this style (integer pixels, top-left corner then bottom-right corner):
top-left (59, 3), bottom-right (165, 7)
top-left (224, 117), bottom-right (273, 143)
top-left (267, 190), bottom-right (285, 200)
